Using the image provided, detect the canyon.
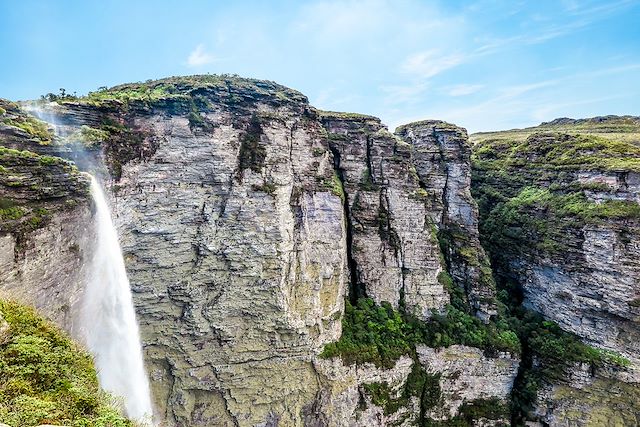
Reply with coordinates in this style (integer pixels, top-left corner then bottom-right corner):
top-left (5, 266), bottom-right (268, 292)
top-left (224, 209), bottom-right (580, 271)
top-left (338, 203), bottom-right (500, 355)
top-left (0, 76), bottom-right (639, 426)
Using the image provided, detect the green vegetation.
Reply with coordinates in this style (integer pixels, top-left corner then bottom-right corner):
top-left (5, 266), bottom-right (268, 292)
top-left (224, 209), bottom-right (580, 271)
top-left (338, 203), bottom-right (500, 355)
top-left (1, 115), bottom-right (53, 144)
top-left (316, 110), bottom-right (381, 122)
top-left (325, 172), bottom-right (345, 202)
top-left (0, 206), bottom-right (25, 221)
top-left (482, 186), bottom-right (640, 256)
top-left (363, 363), bottom-right (442, 417)
top-left (0, 300), bottom-right (132, 427)
top-left (251, 182), bottom-right (277, 195)
top-left (362, 366), bottom-right (512, 426)
top-left (360, 168), bottom-right (378, 191)
top-left (60, 125), bottom-right (111, 148)
top-left (473, 132), bottom-right (640, 173)
top-left (471, 116), bottom-right (640, 146)
top-left (495, 285), bottom-right (630, 423)
top-left (395, 120), bottom-right (463, 136)
top-left (0, 146), bottom-right (37, 160)
top-left (320, 298), bottom-right (520, 369)
top-left (237, 114), bottom-right (266, 176)
top-left (65, 75), bottom-right (308, 109)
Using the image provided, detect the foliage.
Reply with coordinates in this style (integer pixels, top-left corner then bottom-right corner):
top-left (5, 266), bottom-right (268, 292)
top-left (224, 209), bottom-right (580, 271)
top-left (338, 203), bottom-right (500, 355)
top-left (481, 186), bottom-right (640, 257)
top-left (471, 116), bottom-right (640, 147)
top-left (65, 74), bottom-right (308, 109)
top-left (494, 284), bottom-right (630, 422)
top-left (326, 172), bottom-right (345, 202)
top-left (1, 115), bottom-right (52, 144)
top-left (0, 300), bottom-right (132, 427)
top-left (456, 398), bottom-right (510, 423)
top-left (320, 298), bottom-right (413, 368)
top-left (320, 298), bottom-right (521, 369)
top-left (237, 114), bottom-right (266, 175)
top-left (362, 363), bottom-right (441, 421)
top-left (0, 206), bottom-right (25, 220)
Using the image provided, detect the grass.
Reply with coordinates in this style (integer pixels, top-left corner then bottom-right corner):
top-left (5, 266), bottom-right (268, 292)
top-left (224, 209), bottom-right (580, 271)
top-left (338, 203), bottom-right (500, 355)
top-left (1, 116), bottom-right (53, 145)
top-left (473, 132), bottom-right (640, 173)
top-left (62, 74), bottom-right (308, 109)
top-left (325, 172), bottom-right (345, 202)
top-left (0, 300), bottom-right (132, 427)
top-left (471, 115), bottom-right (640, 146)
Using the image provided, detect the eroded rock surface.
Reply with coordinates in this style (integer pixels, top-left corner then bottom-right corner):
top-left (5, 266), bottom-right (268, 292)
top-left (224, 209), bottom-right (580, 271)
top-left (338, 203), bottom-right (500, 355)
top-left (33, 77), bottom-right (500, 426)
top-left (0, 105), bottom-right (92, 330)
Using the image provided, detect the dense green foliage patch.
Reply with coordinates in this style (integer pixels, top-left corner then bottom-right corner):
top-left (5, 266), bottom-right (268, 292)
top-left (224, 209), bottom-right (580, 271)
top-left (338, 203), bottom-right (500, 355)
top-left (476, 132), bottom-right (640, 172)
top-left (0, 300), bottom-right (132, 427)
top-left (481, 186), bottom-right (640, 255)
top-left (320, 298), bottom-right (520, 369)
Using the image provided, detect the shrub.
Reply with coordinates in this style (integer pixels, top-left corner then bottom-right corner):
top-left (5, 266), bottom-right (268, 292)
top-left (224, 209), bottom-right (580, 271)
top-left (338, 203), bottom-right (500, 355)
top-left (0, 300), bottom-right (132, 427)
top-left (320, 298), bottom-right (521, 369)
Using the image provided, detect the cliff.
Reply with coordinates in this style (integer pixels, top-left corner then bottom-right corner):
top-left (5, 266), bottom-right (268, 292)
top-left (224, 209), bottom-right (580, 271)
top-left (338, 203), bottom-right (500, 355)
top-left (18, 76), bottom-right (509, 426)
top-left (0, 76), bottom-right (638, 427)
top-left (0, 99), bottom-right (92, 331)
top-left (471, 116), bottom-right (640, 425)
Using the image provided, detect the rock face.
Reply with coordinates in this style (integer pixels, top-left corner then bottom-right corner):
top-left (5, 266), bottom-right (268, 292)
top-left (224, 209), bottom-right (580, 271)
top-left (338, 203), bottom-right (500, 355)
top-left (0, 102), bottom-right (92, 331)
top-left (396, 121), bottom-right (497, 321)
top-left (320, 113), bottom-right (448, 319)
top-left (101, 82), bottom-right (347, 425)
top-left (534, 363), bottom-right (640, 427)
top-left (13, 76), bottom-right (500, 426)
top-left (471, 120), bottom-right (640, 424)
top-left (416, 345), bottom-right (518, 422)
top-left (3, 77), bottom-right (639, 427)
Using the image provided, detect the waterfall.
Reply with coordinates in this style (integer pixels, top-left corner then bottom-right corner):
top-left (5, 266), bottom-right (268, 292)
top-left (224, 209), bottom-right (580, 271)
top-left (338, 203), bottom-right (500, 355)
top-left (82, 176), bottom-right (154, 421)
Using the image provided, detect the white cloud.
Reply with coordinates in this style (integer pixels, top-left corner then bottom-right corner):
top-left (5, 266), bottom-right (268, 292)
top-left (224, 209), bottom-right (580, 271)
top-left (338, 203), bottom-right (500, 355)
top-left (447, 84), bottom-right (484, 97)
top-left (400, 50), bottom-right (466, 79)
top-left (187, 44), bottom-right (215, 67)
top-left (380, 81), bottom-right (430, 104)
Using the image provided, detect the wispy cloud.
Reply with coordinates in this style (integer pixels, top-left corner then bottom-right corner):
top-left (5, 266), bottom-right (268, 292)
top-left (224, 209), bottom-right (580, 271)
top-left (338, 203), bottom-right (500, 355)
top-left (380, 81), bottom-right (430, 104)
top-left (564, 0), bottom-right (636, 16)
top-left (447, 84), bottom-right (484, 97)
top-left (400, 50), bottom-right (466, 79)
top-left (187, 44), bottom-right (215, 67)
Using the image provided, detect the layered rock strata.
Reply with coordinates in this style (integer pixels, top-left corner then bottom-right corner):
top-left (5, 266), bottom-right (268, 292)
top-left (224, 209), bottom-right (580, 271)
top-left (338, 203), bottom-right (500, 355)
top-left (26, 76), bottom-right (499, 425)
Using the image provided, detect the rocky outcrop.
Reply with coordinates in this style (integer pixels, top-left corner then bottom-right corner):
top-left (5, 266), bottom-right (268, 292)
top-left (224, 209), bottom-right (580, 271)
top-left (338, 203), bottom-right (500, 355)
top-left (0, 106), bottom-right (92, 331)
top-left (7, 76), bottom-right (638, 426)
top-left (397, 121), bottom-right (497, 321)
top-left (11, 76), bottom-right (501, 426)
top-left (471, 119), bottom-right (640, 424)
top-left (320, 112), bottom-right (448, 319)
top-left (416, 345), bottom-right (518, 422)
top-left (534, 363), bottom-right (640, 427)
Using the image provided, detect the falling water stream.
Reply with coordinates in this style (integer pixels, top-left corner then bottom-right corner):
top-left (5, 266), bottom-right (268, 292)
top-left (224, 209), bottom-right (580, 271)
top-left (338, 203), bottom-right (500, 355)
top-left (83, 177), bottom-right (154, 421)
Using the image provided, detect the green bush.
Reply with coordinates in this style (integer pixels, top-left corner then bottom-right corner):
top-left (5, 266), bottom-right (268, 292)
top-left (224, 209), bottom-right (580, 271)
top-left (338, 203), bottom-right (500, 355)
top-left (320, 298), bottom-right (413, 368)
top-left (0, 206), bottom-right (25, 220)
top-left (0, 300), bottom-right (132, 427)
top-left (320, 298), bottom-right (521, 369)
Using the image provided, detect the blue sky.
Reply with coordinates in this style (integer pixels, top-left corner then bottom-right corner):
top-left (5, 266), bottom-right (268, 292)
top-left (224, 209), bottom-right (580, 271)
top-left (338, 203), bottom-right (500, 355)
top-left (1, 0), bottom-right (638, 132)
